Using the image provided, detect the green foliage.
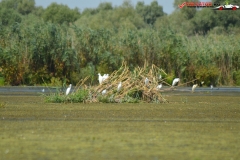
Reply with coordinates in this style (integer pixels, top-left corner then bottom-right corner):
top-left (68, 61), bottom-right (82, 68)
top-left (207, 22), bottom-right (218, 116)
top-left (196, 66), bottom-right (220, 86)
top-left (0, 0), bottom-right (240, 86)
top-left (17, 0), bottom-right (35, 15)
top-left (42, 3), bottom-right (80, 24)
top-left (45, 93), bottom-right (65, 103)
top-left (191, 9), bottom-right (217, 34)
top-left (0, 77), bottom-right (4, 86)
top-left (97, 95), bottom-right (115, 103)
top-left (45, 89), bottom-right (89, 103)
top-left (49, 77), bottom-right (62, 87)
top-left (0, 0), bottom-right (35, 15)
top-left (173, 0), bottom-right (199, 19)
top-left (136, 1), bottom-right (165, 25)
top-left (122, 95), bottom-right (139, 103)
top-left (76, 3), bottom-right (146, 30)
top-left (97, 2), bottom-right (113, 11)
top-left (233, 70), bottom-right (240, 86)
top-left (0, 20), bottom-right (79, 85)
top-left (0, 8), bottom-right (22, 26)
top-left (69, 89), bottom-right (89, 103)
top-left (32, 6), bottom-right (44, 17)
top-left (127, 89), bottom-right (142, 99)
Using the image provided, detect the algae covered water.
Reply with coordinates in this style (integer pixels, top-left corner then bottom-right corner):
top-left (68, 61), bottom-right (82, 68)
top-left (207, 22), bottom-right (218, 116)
top-left (0, 91), bottom-right (240, 160)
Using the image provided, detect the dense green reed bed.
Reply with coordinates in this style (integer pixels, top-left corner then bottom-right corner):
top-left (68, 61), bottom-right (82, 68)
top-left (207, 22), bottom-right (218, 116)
top-left (0, 95), bottom-right (239, 160)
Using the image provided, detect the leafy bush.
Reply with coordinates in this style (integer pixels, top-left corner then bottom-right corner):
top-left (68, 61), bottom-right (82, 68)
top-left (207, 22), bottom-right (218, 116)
top-left (233, 70), bottom-right (240, 86)
top-left (0, 77), bottom-right (4, 86)
top-left (45, 89), bottom-right (89, 103)
top-left (196, 66), bottom-right (220, 86)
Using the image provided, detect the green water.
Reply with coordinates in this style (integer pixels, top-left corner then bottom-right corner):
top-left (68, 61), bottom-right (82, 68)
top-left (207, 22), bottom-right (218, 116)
top-left (0, 95), bottom-right (239, 160)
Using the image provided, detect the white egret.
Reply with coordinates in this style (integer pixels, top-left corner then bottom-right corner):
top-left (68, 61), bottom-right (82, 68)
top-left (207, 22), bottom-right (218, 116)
top-left (102, 74), bottom-right (109, 82)
top-left (172, 78), bottom-right (180, 86)
top-left (200, 81), bottom-right (204, 87)
top-left (145, 77), bottom-right (149, 85)
top-left (159, 74), bottom-right (162, 80)
top-left (66, 84), bottom-right (72, 95)
top-left (157, 84), bottom-right (162, 90)
top-left (192, 84), bottom-right (198, 92)
top-left (102, 89), bottom-right (107, 95)
top-left (98, 73), bottom-right (103, 84)
top-left (210, 85), bottom-right (213, 90)
top-left (117, 82), bottom-right (122, 91)
top-left (42, 89), bottom-right (45, 92)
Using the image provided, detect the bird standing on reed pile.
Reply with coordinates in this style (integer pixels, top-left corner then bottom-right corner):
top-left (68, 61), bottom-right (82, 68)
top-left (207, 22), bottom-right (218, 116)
top-left (159, 74), bottom-right (162, 80)
top-left (102, 74), bottom-right (109, 82)
top-left (192, 84), bottom-right (198, 93)
top-left (98, 73), bottom-right (103, 84)
top-left (66, 84), bottom-right (72, 95)
top-left (145, 77), bottom-right (149, 85)
top-left (117, 82), bottom-right (122, 91)
top-left (172, 78), bottom-right (180, 86)
top-left (157, 84), bottom-right (162, 90)
top-left (102, 89), bottom-right (107, 95)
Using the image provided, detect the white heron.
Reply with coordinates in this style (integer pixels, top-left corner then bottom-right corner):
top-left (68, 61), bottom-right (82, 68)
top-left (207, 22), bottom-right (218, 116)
top-left (210, 85), bottom-right (213, 90)
top-left (42, 89), bottom-right (45, 92)
top-left (159, 74), bottom-right (162, 80)
top-left (200, 81), bottom-right (204, 87)
top-left (192, 84), bottom-right (198, 92)
top-left (98, 73), bottom-right (103, 84)
top-left (172, 78), bottom-right (180, 86)
top-left (145, 77), bottom-right (149, 85)
top-left (117, 82), bottom-right (122, 91)
top-left (66, 84), bottom-right (72, 95)
top-left (157, 84), bottom-right (162, 90)
top-left (102, 74), bottom-right (109, 82)
top-left (102, 89), bottom-right (107, 95)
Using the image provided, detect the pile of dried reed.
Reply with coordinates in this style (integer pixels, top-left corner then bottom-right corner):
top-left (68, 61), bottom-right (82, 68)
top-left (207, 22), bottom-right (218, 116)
top-left (83, 62), bottom-right (173, 103)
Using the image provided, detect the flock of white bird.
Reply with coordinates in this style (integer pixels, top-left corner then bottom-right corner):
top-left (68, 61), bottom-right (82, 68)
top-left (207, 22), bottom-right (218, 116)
top-left (98, 73), bottom-right (182, 95)
top-left (98, 73), bottom-right (109, 85)
top-left (98, 73), bottom-right (110, 95)
top-left (50, 74), bottom-right (205, 96)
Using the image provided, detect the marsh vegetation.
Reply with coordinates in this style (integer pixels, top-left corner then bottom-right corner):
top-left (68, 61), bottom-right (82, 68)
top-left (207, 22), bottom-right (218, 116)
top-left (0, 0), bottom-right (240, 87)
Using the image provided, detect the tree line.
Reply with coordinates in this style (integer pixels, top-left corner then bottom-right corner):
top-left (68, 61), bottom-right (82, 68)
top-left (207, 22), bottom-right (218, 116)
top-left (0, 0), bottom-right (240, 86)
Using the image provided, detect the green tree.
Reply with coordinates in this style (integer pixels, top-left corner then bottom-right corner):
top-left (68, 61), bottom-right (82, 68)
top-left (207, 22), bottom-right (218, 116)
top-left (0, 0), bottom-right (35, 15)
top-left (97, 2), bottom-right (113, 11)
top-left (173, 0), bottom-right (199, 19)
top-left (42, 3), bottom-right (80, 24)
top-left (76, 1), bottom-right (145, 30)
top-left (32, 6), bottom-right (44, 17)
top-left (0, 8), bottom-right (22, 26)
top-left (17, 0), bottom-right (35, 15)
top-left (191, 8), bottom-right (217, 34)
top-left (81, 2), bottom-right (113, 16)
top-left (136, 1), bottom-right (165, 25)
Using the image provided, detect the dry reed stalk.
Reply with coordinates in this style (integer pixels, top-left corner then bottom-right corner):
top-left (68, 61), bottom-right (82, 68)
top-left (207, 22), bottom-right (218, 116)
top-left (74, 61), bottom-right (196, 103)
top-left (74, 76), bottom-right (89, 92)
